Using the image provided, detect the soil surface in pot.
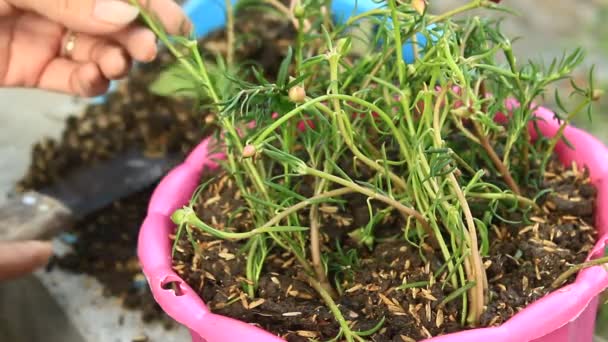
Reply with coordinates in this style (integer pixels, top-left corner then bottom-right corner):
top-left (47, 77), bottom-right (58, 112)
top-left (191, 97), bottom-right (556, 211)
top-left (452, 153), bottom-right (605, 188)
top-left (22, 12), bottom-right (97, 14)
top-left (172, 159), bottom-right (597, 341)
top-left (17, 6), bottom-right (294, 327)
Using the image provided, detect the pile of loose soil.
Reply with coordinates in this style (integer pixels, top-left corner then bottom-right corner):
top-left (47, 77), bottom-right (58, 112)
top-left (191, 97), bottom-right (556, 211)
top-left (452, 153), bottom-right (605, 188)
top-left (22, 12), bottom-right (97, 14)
top-left (25, 50), bottom-right (201, 326)
top-left (51, 186), bottom-right (176, 326)
top-left (172, 160), bottom-right (597, 341)
top-left (35, 60), bottom-right (201, 326)
top-left (18, 5), bottom-right (295, 327)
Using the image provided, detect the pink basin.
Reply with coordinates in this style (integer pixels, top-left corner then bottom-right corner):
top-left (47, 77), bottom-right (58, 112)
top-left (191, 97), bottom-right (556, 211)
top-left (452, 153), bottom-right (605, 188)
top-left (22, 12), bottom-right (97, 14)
top-left (138, 106), bottom-right (608, 342)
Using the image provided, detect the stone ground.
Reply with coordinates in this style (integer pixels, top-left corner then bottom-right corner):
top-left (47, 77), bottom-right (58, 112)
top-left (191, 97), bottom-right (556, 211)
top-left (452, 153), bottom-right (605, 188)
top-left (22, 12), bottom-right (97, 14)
top-left (1, 1), bottom-right (608, 341)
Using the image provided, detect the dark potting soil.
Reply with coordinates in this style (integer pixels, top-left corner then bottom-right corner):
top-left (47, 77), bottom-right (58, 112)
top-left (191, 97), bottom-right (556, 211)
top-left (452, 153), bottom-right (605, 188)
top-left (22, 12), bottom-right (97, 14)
top-left (51, 186), bottom-right (179, 327)
top-left (172, 159), bottom-right (597, 341)
top-left (18, 6), bottom-right (295, 327)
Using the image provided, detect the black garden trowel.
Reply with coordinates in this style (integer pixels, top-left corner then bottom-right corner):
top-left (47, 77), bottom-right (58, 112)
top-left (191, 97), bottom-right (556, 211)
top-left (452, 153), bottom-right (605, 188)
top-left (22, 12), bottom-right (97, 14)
top-left (0, 148), bottom-right (181, 241)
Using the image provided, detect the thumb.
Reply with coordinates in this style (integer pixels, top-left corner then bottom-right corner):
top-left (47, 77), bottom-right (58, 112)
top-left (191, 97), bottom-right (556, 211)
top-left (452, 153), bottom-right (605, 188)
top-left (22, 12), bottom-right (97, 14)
top-left (0, 240), bottom-right (53, 281)
top-left (8, 0), bottom-right (141, 34)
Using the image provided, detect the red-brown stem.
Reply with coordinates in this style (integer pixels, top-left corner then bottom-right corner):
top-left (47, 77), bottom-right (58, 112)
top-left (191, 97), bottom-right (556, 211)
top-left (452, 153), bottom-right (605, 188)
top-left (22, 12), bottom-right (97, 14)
top-left (522, 128), bottom-right (530, 177)
top-left (472, 121), bottom-right (521, 195)
top-left (264, 0), bottom-right (310, 31)
top-left (477, 82), bottom-right (521, 195)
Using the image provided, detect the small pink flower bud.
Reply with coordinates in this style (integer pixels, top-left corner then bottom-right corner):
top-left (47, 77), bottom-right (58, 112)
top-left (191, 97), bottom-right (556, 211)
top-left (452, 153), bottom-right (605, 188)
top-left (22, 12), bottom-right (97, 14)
top-left (412, 0), bottom-right (426, 14)
top-left (242, 144), bottom-right (257, 158)
top-left (592, 89), bottom-right (604, 102)
top-left (288, 86), bottom-right (306, 103)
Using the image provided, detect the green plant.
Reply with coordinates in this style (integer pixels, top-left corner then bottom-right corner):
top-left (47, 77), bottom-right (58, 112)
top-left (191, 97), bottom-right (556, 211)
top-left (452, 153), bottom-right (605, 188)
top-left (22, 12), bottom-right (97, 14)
top-left (133, 0), bottom-right (598, 340)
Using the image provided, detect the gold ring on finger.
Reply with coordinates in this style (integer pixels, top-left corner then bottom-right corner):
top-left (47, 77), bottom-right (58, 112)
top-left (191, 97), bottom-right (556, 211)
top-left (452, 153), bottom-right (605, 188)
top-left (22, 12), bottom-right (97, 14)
top-left (61, 31), bottom-right (78, 58)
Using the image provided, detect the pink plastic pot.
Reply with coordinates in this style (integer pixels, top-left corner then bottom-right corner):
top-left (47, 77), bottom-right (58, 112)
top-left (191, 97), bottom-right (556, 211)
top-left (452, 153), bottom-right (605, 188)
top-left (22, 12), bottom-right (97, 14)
top-left (138, 106), bottom-right (608, 342)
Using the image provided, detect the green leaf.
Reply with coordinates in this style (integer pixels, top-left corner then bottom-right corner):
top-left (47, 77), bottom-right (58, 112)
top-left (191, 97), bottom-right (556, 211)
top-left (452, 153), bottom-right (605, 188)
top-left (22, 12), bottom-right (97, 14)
top-left (474, 218), bottom-right (489, 256)
top-left (264, 180), bottom-right (307, 202)
top-left (561, 134), bottom-right (576, 150)
top-left (301, 55), bottom-right (325, 68)
top-left (242, 193), bottom-right (283, 209)
top-left (262, 143), bottom-right (307, 172)
top-left (554, 88), bottom-right (568, 114)
top-left (277, 47), bottom-right (293, 88)
top-left (251, 66), bottom-right (270, 85)
top-left (355, 316), bottom-right (386, 336)
top-left (286, 73), bottom-right (312, 89)
top-left (149, 63), bottom-right (199, 98)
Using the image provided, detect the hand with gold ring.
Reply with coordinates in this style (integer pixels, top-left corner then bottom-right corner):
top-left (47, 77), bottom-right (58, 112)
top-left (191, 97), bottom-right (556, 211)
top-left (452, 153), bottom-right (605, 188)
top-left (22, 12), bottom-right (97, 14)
top-left (0, 0), bottom-right (191, 97)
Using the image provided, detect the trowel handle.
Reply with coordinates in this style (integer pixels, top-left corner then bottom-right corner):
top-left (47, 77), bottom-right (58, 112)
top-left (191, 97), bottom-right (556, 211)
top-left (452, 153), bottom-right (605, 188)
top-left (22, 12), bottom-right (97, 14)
top-left (0, 191), bottom-right (73, 241)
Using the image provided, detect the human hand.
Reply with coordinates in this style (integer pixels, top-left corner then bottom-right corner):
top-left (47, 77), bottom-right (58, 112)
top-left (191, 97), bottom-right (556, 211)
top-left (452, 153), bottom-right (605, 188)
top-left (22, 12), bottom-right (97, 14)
top-left (0, 241), bottom-right (52, 281)
top-left (0, 0), bottom-right (190, 96)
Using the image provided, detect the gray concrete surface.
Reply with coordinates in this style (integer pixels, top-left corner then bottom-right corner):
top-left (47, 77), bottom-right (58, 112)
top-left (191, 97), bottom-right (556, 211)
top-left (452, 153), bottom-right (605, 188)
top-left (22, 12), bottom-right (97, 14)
top-left (0, 89), bottom-right (84, 203)
top-left (0, 88), bottom-right (189, 342)
top-left (0, 274), bottom-right (85, 342)
top-left (431, 0), bottom-right (608, 81)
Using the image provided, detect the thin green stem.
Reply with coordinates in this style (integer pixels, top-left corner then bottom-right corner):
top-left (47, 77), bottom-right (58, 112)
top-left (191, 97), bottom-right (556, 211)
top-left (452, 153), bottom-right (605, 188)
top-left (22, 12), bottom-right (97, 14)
top-left (304, 275), bottom-right (361, 342)
top-left (542, 100), bottom-right (590, 171)
top-left (245, 236), bottom-right (260, 297)
top-left (253, 94), bottom-right (412, 163)
top-left (302, 167), bottom-right (433, 238)
top-left (188, 35), bottom-right (221, 105)
top-left (279, 186), bottom-right (353, 219)
top-left (225, 0), bottom-right (235, 67)
top-left (295, 17), bottom-right (304, 74)
top-left (467, 192), bottom-right (539, 210)
top-left (314, 100), bottom-right (408, 191)
top-left (178, 214), bottom-right (308, 240)
top-left (412, 34), bottom-right (420, 61)
top-left (432, 89), bottom-right (485, 324)
top-left (327, 52), bottom-right (344, 155)
top-left (439, 281), bottom-right (477, 308)
top-left (552, 256), bottom-right (608, 289)
top-left (132, 1), bottom-right (271, 201)
top-left (388, 0), bottom-right (406, 85)
top-left (428, 0), bottom-right (487, 25)
top-left (304, 54), bottom-right (345, 298)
